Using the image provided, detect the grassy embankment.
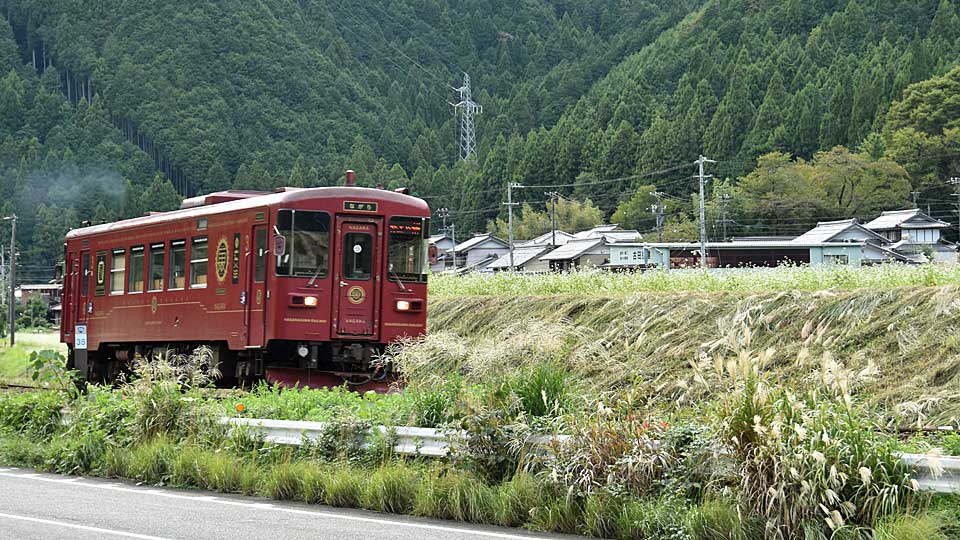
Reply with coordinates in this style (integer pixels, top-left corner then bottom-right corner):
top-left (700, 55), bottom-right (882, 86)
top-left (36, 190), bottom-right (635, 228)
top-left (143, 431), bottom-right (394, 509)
top-left (0, 331), bottom-right (65, 385)
top-left (422, 269), bottom-right (960, 426)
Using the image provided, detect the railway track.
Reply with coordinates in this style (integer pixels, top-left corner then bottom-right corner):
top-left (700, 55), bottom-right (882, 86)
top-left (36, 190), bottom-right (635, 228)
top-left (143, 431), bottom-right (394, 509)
top-left (0, 382), bottom-right (43, 392)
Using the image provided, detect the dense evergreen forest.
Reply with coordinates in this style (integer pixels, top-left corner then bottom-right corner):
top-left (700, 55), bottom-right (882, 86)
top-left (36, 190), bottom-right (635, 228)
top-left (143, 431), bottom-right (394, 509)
top-left (0, 0), bottom-right (959, 275)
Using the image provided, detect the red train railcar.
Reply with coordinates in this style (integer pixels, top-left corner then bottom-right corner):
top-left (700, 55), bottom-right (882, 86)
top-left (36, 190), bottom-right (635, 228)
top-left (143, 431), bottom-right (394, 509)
top-left (60, 182), bottom-right (430, 386)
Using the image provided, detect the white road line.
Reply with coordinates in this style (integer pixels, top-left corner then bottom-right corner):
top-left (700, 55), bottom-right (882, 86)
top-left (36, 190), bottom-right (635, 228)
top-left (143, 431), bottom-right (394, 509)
top-left (0, 512), bottom-right (174, 540)
top-left (0, 471), bottom-right (557, 540)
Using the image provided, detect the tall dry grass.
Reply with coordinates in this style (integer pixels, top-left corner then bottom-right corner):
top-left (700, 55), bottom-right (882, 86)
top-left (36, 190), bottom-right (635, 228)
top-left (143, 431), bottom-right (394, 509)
top-left (408, 286), bottom-right (960, 423)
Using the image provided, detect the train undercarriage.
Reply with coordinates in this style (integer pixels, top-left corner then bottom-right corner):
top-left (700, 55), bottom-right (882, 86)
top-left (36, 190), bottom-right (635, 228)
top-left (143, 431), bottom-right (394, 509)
top-left (67, 340), bottom-right (398, 393)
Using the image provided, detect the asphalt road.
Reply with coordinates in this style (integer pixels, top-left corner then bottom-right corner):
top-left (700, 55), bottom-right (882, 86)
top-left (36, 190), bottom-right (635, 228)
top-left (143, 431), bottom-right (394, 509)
top-left (0, 467), bottom-right (586, 540)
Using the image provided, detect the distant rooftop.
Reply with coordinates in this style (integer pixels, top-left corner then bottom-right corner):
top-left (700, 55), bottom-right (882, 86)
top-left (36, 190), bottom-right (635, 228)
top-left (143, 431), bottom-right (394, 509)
top-left (791, 219), bottom-right (886, 244)
top-left (517, 230), bottom-right (574, 247)
top-left (540, 238), bottom-right (604, 261)
top-left (455, 234), bottom-right (508, 252)
top-left (864, 209), bottom-right (950, 230)
top-left (573, 224), bottom-right (620, 239)
top-left (487, 245), bottom-right (554, 269)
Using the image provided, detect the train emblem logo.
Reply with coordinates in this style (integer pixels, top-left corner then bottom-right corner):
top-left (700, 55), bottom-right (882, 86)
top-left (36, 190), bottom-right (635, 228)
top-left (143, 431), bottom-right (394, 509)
top-left (347, 286), bottom-right (365, 304)
top-left (150, 296), bottom-right (158, 314)
top-left (215, 237), bottom-right (230, 283)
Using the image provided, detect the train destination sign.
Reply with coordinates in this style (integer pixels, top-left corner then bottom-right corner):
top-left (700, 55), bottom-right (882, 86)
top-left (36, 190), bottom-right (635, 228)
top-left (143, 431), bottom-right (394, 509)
top-left (389, 222), bottom-right (423, 234)
top-left (343, 201), bottom-right (378, 212)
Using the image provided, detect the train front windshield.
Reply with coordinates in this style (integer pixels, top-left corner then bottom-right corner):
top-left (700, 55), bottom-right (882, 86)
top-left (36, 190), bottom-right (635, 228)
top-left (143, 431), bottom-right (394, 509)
top-left (276, 210), bottom-right (330, 277)
top-left (388, 217), bottom-right (428, 282)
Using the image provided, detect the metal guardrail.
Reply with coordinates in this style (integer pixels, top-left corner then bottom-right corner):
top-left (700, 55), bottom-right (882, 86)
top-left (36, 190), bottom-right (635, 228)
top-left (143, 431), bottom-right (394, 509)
top-left (220, 417), bottom-right (960, 493)
top-left (899, 453), bottom-right (960, 494)
top-left (221, 417), bottom-right (462, 457)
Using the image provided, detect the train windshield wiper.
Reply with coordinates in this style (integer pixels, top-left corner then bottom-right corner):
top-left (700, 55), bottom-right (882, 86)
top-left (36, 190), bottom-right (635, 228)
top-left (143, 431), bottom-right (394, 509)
top-left (389, 269), bottom-right (407, 292)
top-left (306, 261), bottom-right (325, 287)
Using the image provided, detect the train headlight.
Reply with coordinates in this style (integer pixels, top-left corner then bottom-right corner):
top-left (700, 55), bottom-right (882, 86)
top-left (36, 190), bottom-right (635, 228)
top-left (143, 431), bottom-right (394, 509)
top-left (303, 296), bottom-right (318, 307)
top-left (396, 300), bottom-right (411, 311)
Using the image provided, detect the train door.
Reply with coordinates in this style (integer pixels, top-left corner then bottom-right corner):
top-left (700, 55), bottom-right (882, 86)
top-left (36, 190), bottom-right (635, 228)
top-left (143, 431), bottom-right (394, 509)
top-left (245, 225), bottom-right (268, 347)
top-left (332, 216), bottom-right (381, 337)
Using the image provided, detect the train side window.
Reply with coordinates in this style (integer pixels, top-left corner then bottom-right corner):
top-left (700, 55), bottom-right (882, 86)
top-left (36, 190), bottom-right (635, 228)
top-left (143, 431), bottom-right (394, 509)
top-left (81, 253), bottom-right (90, 296)
top-left (343, 233), bottom-right (373, 280)
top-left (254, 228), bottom-right (267, 283)
top-left (110, 249), bottom-right (125, 295)
top-left (94, 252), bottom-right (106, 296)
top-left (148, 243), bottom-right (165, 291)
top-left (169, 240), bottom-right (186, 290)
top-left (190, 237), bottom-right (208, 289)
top-left (128, 246), bottom-right (145, 293)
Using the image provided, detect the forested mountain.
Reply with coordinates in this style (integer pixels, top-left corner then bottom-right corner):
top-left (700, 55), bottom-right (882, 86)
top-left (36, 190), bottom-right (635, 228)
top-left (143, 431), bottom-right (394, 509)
top-left (0, 0), bottom-right (959, 274)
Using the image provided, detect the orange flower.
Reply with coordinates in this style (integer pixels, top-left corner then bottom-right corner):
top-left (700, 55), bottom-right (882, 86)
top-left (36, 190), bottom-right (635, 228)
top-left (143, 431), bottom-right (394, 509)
top-left (235, 403), bottom-right (246, 413)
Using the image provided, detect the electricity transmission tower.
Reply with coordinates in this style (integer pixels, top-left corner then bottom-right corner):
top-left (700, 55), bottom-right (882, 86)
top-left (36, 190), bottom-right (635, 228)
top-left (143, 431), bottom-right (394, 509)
top-left (649, 191), bottom-right (666, 242)
top-left (451, 73), bottom-right (481, 161)
top-left (695, 155), bottom-right (715, 270)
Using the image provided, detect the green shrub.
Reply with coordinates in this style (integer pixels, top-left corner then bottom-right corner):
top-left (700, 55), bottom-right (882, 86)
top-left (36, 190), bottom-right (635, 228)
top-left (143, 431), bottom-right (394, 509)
top-left (300, 465), bottom-right (330, 504)
top-left (43, 430), bottom-right (108, 475)
top-left (324, 467), bottom-right (365, 508)
top-left (614, 498), bottom-right (690, 540)
top-left (508, 362), bottom-right (569, 417)
top-left (121, 349), bottom-right (218, 441)
top-left (409, 385), bottom-right (458, 428)
top-left (495, 473), bottom-right (545, 527)
top-left (171, 446), bottom-right (206, 488)
top-left (0, 435), bottom-right (44, 467)
top-left (528, 493), bottom-right (582, 535)
top-left (414, 471), bottom-right (497, 523)
top-left (101, 445), bottom-right (128, 477)
top-left (362, 465), bottom-right (419, 514)
top-left (450, 408), bottom-right (518, 484)
top-left (0, 391), bottom-right (63, 439)
top-left (261, 462), bottom-right (306, 500)
top-left (582, 492), bottom-right (621, 539)
top-left (687, 499), bottom-right (758, 540)
top-left (125, 438), bottom-right (176, 484)
top-left (875, 513), bottom-right (945, 540)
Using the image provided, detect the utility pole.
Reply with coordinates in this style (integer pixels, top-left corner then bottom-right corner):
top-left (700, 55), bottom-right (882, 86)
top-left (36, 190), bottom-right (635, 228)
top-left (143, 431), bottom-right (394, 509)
top-left (4, 215), bottom-right (15, 346)
top-left (694, 155), bottom-right (715, 270)
top-left (436, 207), bottom-right (452, 271)
top-left (544, 192), bottom-right (559, 246)
top-left (911, 190), bottom-right (920, 209)
top-left (449, 224), bottom-right (457, 272)
top-left (505, 182), bottom-right (523, 270)
top-left (451, 73), bottom-right (481, 161)
top-left (950, 177), bottom-right (960, 244)
top-left (0, 247), bottom-right (5, 337)
top-left (437, 207), bottom-right (449, 233)
top-left (649, 191), bottom-right (666, 243)
top-left (718, 193), bottom-right (733, 242)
